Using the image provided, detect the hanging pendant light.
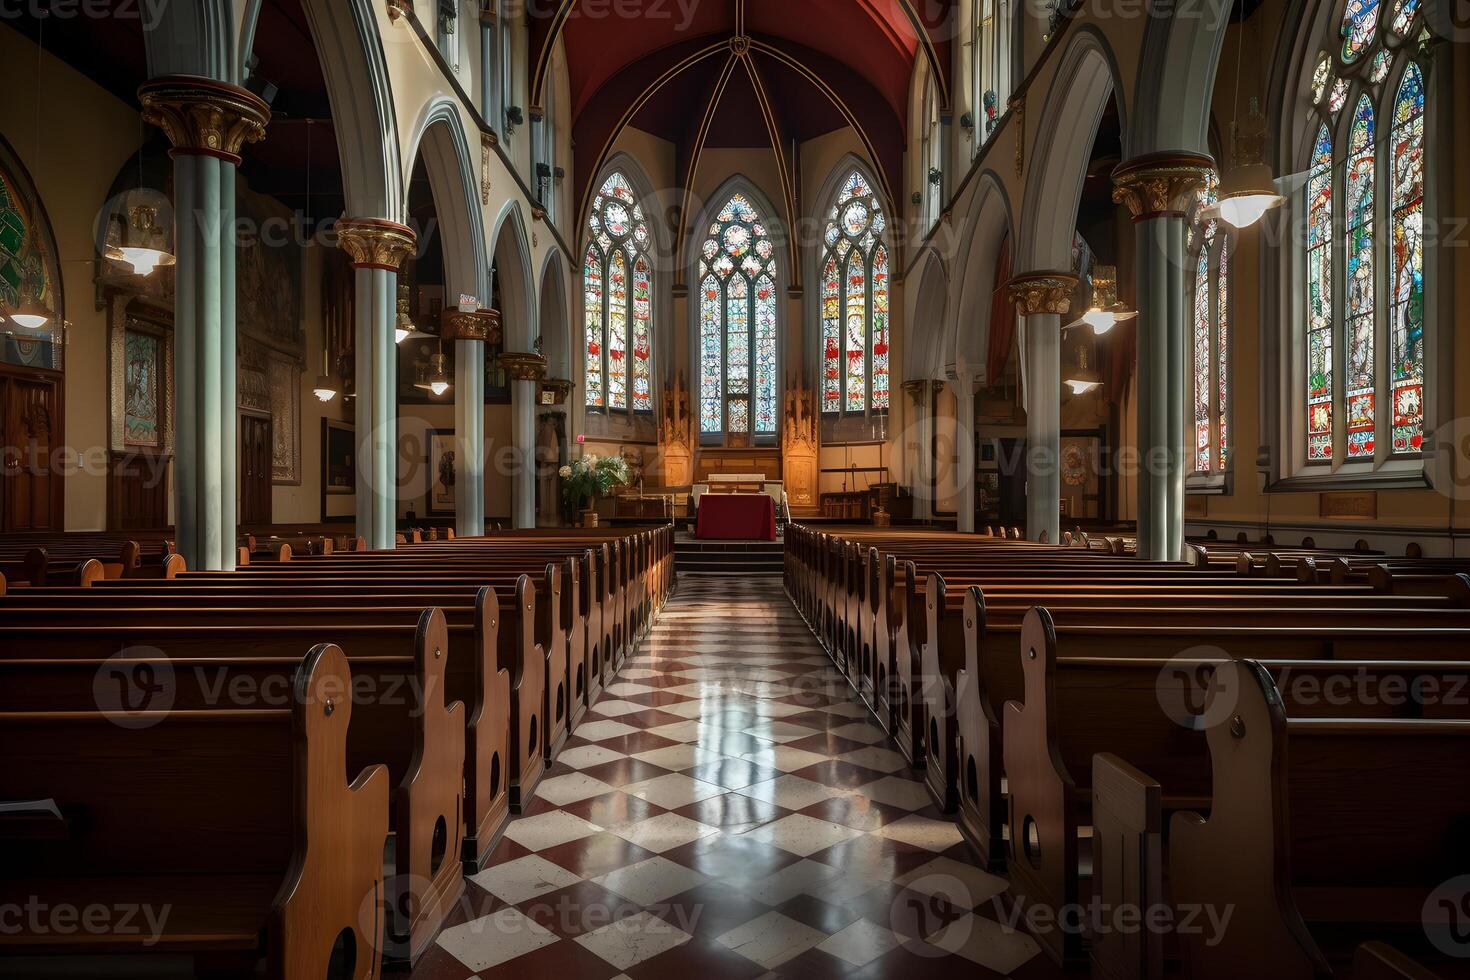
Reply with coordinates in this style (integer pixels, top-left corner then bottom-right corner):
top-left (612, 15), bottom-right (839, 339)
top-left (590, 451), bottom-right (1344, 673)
top-left (1065, 265), bottom-right (1136, 334)
top-left (313, 348), bottom-right (338, 402)
top-left (1065, 345), bottom-right (1102, 396)
top-left (7, 284), bottom-right (53, 330)
top-left (1208, 7), bottom-right (1285, 231)
top-left (428, 349), bottom-right (452, 397)
top-left (105, 203), bottom-right (175, 276)
top-left (395, 283), bottom-right (420, 344)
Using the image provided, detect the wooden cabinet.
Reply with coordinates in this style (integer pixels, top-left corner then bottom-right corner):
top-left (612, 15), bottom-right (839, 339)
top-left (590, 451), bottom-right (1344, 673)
top-left (0, 371), bottom-right (62, 532)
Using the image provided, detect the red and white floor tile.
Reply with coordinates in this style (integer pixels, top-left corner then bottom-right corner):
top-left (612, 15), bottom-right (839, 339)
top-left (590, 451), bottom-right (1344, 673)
top-left (410, 577), bottom-right (1061, 980)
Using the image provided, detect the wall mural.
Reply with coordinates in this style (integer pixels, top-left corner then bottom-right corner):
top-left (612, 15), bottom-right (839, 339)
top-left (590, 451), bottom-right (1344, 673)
top-left (0, 135), bottom-right (64, 371)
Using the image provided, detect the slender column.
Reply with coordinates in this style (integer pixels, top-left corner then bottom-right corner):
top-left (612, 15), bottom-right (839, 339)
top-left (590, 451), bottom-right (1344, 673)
top-left (949, 371), bottom-right (978, 532)
top-left (336, 219), bottom-right (417, 550)
top-left (139, 77), bottom-right (269, 572)
top-left (1112, 153), bottom-right (1213, 560)
top-left (444, 307), bottom-right (500, 537)
top-left (503, 352), bottom-right (549, 529)
top-left (1008, 273), bottom-right (1079, 545)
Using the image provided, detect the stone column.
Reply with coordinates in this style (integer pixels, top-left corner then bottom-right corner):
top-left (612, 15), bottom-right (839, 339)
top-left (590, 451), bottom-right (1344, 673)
top-left (1112, 153), bottom-right (1213, 561)
top-left (336, 219), bottom-right (417, 551)
top-left (1008, 273), bottom-right (1079, 545)
top-left (502, 351), bottom-right (548, 529)
top-left (949, 371), bottom-right (978, 532)
top-left (139, 77), bottom-right (269, 572)
top-left (444, 307), bottom-right (501, 537)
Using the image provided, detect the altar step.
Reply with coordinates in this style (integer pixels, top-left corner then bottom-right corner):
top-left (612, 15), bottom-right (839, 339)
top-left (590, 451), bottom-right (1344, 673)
top-left (674, 538), bottom-right (785, 577)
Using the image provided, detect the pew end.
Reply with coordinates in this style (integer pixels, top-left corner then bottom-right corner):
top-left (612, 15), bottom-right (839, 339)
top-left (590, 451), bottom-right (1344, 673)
top-left (1090, 753), bottom-right (1163, 980)
top-left (385, 607), bottom-right (466, 967)
top-left (1352, 942), bottom-right (1443, 980)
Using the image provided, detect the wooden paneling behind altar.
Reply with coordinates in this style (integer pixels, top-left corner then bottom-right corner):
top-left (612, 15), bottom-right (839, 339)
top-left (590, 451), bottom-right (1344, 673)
top-left (657, 371), bottom-right (693, 487)
top-left (781, 375), bottom-right (819, 516)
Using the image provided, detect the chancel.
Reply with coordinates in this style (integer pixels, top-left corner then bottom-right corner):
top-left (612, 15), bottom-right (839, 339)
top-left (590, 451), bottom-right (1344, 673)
top-left (0, 1), bottom-right (1466, 978)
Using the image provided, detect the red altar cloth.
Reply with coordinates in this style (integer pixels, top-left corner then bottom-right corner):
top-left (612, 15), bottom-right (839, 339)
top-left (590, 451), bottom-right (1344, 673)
top-left (696, 493), bottom-right (777, 541)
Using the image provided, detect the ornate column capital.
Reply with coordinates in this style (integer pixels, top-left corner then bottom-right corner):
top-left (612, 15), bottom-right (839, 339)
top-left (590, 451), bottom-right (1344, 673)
top-left (1006, 272), bottom-right (1079, 317)
top-left (900, 379), bottom-right (930, 400)
top-left (441, 307), bottom-right (502, 343)
top-left (501, 351), bottom-right (549, 382)
top-left (1110, 151), bottom-right (1216, 222)
top-left (335, 218), bottom-right (417, 271)
top-left (138, 76), bottom-right (270, 164)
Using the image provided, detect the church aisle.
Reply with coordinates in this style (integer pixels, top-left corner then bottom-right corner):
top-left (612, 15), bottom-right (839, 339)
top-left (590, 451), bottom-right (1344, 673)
top-left (412, 577), bottom-right (1056, 980)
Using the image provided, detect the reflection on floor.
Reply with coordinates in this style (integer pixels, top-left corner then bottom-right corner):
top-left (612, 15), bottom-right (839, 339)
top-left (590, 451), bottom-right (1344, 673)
top-left (411, 576), bottom-right (1058, 980)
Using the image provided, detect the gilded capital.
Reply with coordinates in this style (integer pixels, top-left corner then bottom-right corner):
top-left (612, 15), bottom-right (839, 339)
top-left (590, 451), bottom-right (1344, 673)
top-left (441, 306), bottom-right (503, 343)
top-left (1006, 272), bottom-right (1079, 317)
top-left (1111, 152), bottom-right (1216, 221)
top-left (137, 77), bottom-right (270, 163)
top-left (335, 218), bottom-right (418, 271)
top-left (501, 351), bottom-right (549, 382)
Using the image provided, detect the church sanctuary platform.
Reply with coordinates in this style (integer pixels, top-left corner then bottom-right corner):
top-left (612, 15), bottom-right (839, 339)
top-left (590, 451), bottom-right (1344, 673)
top-left (3, 0), bottom-right (1465, 977)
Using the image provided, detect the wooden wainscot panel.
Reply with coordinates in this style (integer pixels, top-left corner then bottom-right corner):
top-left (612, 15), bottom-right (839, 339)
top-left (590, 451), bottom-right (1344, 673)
top-left (1319, 490), bottom-right (1377, 520)
top-left (1184, 495), bottom-right (1208, 518)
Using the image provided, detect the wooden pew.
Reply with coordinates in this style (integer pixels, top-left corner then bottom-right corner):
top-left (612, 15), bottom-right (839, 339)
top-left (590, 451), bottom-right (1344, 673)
top-left (0, 644), bottom-right (389, 979)
top-left (0, 583), bottom-right (517, 874)
top-left (0, 611), bottom-right (466, 966)
top-left (1003, 607), bottom-right (1470, 967)
top-left (1170, 659), bottom-right (1470, 979)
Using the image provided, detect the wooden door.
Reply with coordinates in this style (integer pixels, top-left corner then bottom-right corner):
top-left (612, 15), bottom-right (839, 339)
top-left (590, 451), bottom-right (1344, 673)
top-left (1, 375), bottom-right (61, 531)
top-left (240, 414), bottom-right (272, 525)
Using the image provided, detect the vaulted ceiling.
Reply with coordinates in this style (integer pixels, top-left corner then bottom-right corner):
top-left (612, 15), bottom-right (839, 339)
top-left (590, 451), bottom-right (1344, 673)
top-left (533, 0), bottom-right (955, 235)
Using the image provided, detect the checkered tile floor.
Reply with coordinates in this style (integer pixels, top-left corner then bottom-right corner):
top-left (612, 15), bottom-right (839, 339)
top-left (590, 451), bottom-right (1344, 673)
top-left (410, 577), bottom-right (1058, 980)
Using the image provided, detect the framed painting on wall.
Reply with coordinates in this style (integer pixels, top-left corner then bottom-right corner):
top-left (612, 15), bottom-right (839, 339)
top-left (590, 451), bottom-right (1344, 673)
top-left (427, 427), bottom-right (456, 516)
top-left (320, 418), bottom-right (355, 524)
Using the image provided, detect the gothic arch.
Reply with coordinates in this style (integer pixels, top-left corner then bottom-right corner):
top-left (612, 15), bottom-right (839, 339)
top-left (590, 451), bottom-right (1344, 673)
top-left (950, 170), bottom-right (1013, 382)
top-left (407, 100), bottom-right (489, 303)
top-left (1131, 0), bottom-right (1233, 156)
top-left (906, 250), bottom-right (951, 381)
top-left (538, 250), bottom-right (571, 379)
top-left (491, 202), bottom-right (537, 351)
top-left (1017, 28), bottom-right (1127, 273)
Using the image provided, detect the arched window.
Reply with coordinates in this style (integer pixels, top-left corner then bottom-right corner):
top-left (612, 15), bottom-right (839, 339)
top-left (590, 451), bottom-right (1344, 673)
top-left (698, 192), bottom-right (778, 440)
top-left (820, 170), bottom-right (890, 416)
top-left (973, 0), bottom-right (1011, 148)
top-left (584, 172), bottom-right (653, 414)
top-left (1190, 174), bottom-right (1232, 479)
top-left (1297, 0), bottom-right (1428, 468)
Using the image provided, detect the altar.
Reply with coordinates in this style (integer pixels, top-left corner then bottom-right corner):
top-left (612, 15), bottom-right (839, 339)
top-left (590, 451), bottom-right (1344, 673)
top-left (695, 492), bottom-right (777, 541)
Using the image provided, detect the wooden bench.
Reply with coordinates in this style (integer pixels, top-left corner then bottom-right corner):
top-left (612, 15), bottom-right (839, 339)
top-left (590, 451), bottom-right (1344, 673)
top-left (1169, 659), bottom-right (1470, 979)
top-left (0, 611), bottom-right (466, 966)
top-left (1003, 606), bottom-right (1470, 966)
top-left (0, 644), bottom-right (389, 979)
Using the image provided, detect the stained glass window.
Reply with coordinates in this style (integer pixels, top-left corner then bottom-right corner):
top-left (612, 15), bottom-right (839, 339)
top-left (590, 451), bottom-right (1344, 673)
top-left (1193, 232), bottom-right (1213, 473)
top-left (1340, 0), bottom-right (1381, 62)
top-left (584, 171), bottom-right (653, 414)
top-left (698, 191), bottom-right (779, 437)
top-left (1390, 63), bottom-right (1425, 453)
top-left (820, 169), bottom-right (891, 417)
top-left (1299, 0), bottom-right (1429, 467)
top-left (1307, 125), bottom-right (1334, 462)
top-left (1190, 218), bottom-right (1232, 477)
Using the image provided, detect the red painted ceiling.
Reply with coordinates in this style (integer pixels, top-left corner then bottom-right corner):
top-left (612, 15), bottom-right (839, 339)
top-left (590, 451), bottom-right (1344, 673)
top-left (539, 0), bottom-right (954, 217)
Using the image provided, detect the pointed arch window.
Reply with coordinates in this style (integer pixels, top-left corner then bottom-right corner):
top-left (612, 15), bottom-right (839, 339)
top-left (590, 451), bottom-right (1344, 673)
top-left (1294, 0), bottom-right (1429, 470)
top-left (1190, 173), bottom-right (1232, 481)
top-left (820, 170), bottom-right (890, 416)
top-left (584, 172), bottom-right (653, 414)
top-left (698, 192), bottom-right (779, 439)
